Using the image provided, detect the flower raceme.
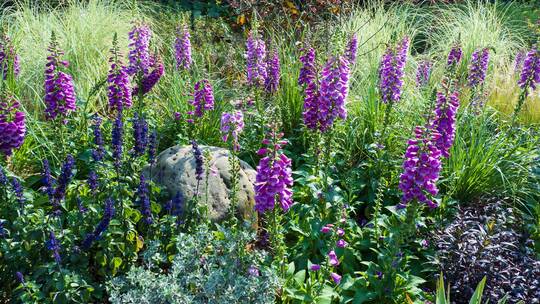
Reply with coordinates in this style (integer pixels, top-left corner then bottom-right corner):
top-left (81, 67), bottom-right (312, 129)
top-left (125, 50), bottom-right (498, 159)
top-left (264, 50), bottom-right (280, 93)
top-left (107, 41), bottom-right (132, 112)
top-left (133, 54), bottom-right (164, 96)
top-left (136, 173), bottom-right (152, 225)
top-left (518, 47), bottom-right (540, 95)
top-left (127, 23), bottom-right (152, 76)
top-left (0, 33), bottom-right (20, 79)
top-left (220, 111), bottom-right (245, 152)
top-left (175, 25), bottom-right (192, 70)
top-left (416, 60), bottom-right (433, 88)
top-left (246, 31), bottom-right (267, 87)
top-left (132, 113), bottom-right (148, 156)
top-left (82, 197), bottom-right (115, 250)
top-left (398, 126), bottom-right (442, 209)
top-left (298, 47), bottom-right (316, 87)
top-left (254, 135), bottom-right (293, 213)
top-left (0, 94), bottom-right (26, 156)
top-left (379, 37), bottom-right (409, 104)
top-left (44, 33), bottom-right (76, 121)
top-left (447, 45), bottom-right (463, 68)
top-left (187, 79), bottom-right (214, 123)
top-left (431, 91), bottom-right (460, 158)
top-left (303, 55), bottom-right (350, 132)
top-left (345, 33), bottom-right (358, 65)
top-left (467, 48), bottom-right (490, 88)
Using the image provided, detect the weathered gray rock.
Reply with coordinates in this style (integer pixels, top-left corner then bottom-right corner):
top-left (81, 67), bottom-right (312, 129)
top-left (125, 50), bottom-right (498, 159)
top-left (145, 145), bottom-right (257, 223)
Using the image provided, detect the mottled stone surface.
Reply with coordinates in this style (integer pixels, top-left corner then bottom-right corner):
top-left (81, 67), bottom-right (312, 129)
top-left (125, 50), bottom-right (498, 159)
top-left (145, 145), bottom-right (257, 223)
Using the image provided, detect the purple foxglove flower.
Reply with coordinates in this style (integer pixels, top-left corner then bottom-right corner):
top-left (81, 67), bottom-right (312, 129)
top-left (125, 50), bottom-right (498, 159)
top-left (345, 33), bottom-right (358, 65)
top-left (187, 79), bottom-right (214, 122)
top-left (11, 177), bottom-right (24, 204)
top-left (82, 197), bottom-right (115, 250)
top-left (42, 160), bottom-right (55, 201)
top-left (337, 239), bottom-right (348, 248)
top-left (246, 32), bottom-right (267, 87)
top-left (111, 112), bottom-right (123, 167)
top-left (330, 272), bottom-right (342, 284)
top-left (337, 228), bottom-right (345, 236)
top-left (132, 113), bottom-right (148, 156)
top-left (514, 50), bottom-right (525, 74)
top-left (317, 55), bottom-right (350, 131)
top-left (431, 91), bottom-right (459, 158)
top-left (127, 23), bottom-right (151, 76)
top-left (398, 127), bottom-right (442, 208)
top-left (46, 231), bottom-right (61, 264)
top-left (91, 116), bottom-right (105, 161)
top-left (220, 110), bottom-right (245, 151)
top-left (0, 34), bottom-right (20, 79)
top-left (166, 191), bottom-right (184, 218)
top-left (175, 25), bottom-right (192, 70)
top-left (107, 38), bottom-right (132, 112)
top-left (518, 47), bottom-right (540, 95)
top-left (147, 130), bottom-right (157, 164)
top-left (136, 173), bottom-right (152, 224)
top-left (298, 47), bottom-right (316, 86)
top-left (87, 171), bottom-right (98, 194)
top-left (133, 54), bottom-right (164, 96)
top-left (0, 94), bottom-right (26, 156)
top-left (467, 48), bottom-right (490, 88)
top-left (416, 60), bottom-right (432, 88)
top-left (254, 136), bottom-right (294, 213)
top-left (447, 45), bottom-right (463, 68)
top-left (310, 264), bottom-right (321, 271)
top-left (44, 33), bottom-right (76, 121)
top-left (264, 50), bottom-right (280, 93)
top-left (328, 250), bottom-right (339, 266)
top-left (379, 37), bottom-right (409, 104)
top-left (192, 140), bottom-right (204, 182)
top-left (302, 80), bottom-right (321, 130)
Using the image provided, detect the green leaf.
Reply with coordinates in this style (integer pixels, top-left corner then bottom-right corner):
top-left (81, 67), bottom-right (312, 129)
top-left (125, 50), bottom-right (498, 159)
top-left (469, 277), bottom-right (487, 304)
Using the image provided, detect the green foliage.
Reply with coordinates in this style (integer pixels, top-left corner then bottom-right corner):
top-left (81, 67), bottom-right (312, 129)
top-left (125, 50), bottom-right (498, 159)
top-left (107, 225), bottom-right (279, 304)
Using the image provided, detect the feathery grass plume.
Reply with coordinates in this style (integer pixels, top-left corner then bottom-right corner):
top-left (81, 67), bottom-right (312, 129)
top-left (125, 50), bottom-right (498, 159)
top-left (44, 32), bottom-right (76, 121)
top-left (345, 33), bottom-right (358, 65)
top-left (220, 111), bottom-right (244, 152)
top-left (175, 24), bottom-right (192, 70)
top-left (187, 79), bottom-right (214, 123)
top-left (46, 231), bottom-right (61, 264)
top-left (81, 197), bottom-right (115, 250)
top-left (432, 92), bottom-right (460, 158)
top-left (107, 34), bottom-right (132, 112)
top-left (0, 33), bottom-right (20, 79)
top-left (264, 49), bottom-right (280, 93)
top-left (254, 133), bottom-right (293, 213)
top-left (127, 23), bottom-right (151, 76)
top-left (136, 173), bottom-right (152, 225)
top-left (0, 93), bottom-right (26, 156)
top-left (91, 116), bottom-right (105, 162)
top-left (246, 31), bottom-right (267, 87)
top-left (398, 126), bottom-right (442, 209)
top-left (298, 46), bottom-right (316, 87)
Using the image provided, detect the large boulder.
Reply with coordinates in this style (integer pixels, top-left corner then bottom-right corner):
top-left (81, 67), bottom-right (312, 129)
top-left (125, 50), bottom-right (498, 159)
top-left (145, 145), bottom-right (257, 223)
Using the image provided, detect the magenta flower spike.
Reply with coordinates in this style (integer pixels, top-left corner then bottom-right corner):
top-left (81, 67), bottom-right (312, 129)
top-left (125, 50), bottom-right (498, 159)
top-left (175, 24), bottom-right (192, 70)
top-left (220, 110), bottom-right (245, 151)
top-left (187, 79), bottom-right (214, 123)
top-left (518, 47), bottom-right (540, 95)
top-left (431, 91), bottom-right (460, 158)
top-left (246, 31), bottom-right (267, 87)
top-left (0, 94), bottom-right (26, 156)
top-left (44, 33), bottom-right (76, 121)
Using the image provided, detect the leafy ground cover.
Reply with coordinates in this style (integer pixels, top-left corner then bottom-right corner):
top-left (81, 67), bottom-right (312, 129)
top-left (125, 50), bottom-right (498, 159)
top-left (0, 0), bottom-right (539, 303)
